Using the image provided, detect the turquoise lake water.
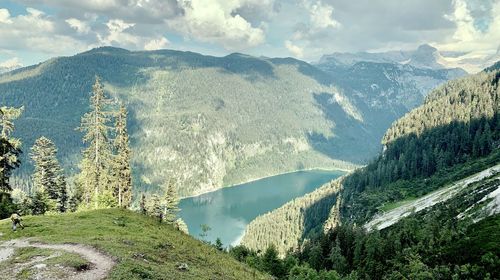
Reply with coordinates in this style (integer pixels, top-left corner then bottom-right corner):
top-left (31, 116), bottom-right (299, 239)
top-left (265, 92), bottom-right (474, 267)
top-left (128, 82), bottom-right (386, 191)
top-left (178, 169), bottom-right (344, 246)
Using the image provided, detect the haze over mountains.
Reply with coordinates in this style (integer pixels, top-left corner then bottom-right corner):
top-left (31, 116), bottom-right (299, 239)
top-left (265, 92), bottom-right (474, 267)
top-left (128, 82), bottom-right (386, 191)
top-left (0, 46), bottom-right (465, 197)
top-left (318, 44), bottom-right (500, 74)
top-left (0, 58), bottom-right (22, 74)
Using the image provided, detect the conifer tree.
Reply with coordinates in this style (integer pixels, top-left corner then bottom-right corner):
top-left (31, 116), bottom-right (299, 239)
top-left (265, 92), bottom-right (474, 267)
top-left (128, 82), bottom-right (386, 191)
top-left (174, 218), bottom-right (189, 234)
top-left (163, 180), bottom-right (180, 224)
top-left (0, 106), bottom-right (23, 192)
top-left (112, 104), bottom-right (133, 208)
top-left (30, 186), bottom-right (50, 215)
top-left (30, 137), bottom-right (68, 212)
top-left (55, 174), bottom-right (68, 212)
top-left (140, 193), bottom-right (147, 215)
top-left (78, 76), bottom-right (115, 209)
top-left (147, 194), bottom-right (163, 222)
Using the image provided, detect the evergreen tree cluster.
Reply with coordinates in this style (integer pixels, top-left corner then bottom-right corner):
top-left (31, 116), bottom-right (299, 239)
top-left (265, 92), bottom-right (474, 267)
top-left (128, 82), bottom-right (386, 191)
top-left (383, 69), bottom-right (499, 144)
top-left (341, 67), bottom-right (500, 224)
top-left (0, 76), bottom-right (140, 217)
top-left (239, 65), bottom-right (500, 256)
top-left (29, 136), bottom-right (68, 214)
top-left (141, 180), bottom-right (183, 227)
top-left (0, 106), bottom-right (23, 217)
top-left (242, 179), bottom-right (343, 256)
top-left (0, 106), bottom-right (23, 192)
top-left (77, 76), bottom-right (133, 209)
top-left (231, 174), bottom-right (500, 280)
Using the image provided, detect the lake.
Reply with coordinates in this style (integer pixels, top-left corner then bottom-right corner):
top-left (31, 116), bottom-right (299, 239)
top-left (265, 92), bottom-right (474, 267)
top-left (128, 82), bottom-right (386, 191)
top-left (178, 169), bottom-right (344, 247)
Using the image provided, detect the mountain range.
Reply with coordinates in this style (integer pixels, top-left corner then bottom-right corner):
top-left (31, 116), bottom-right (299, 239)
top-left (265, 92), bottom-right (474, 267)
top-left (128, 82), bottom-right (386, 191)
top-left (241, 62), bottom-right (500, 255)
top-left (0, 46), bottom-right (465, 197)
top-left (318, 44), bottom-right (500, 74)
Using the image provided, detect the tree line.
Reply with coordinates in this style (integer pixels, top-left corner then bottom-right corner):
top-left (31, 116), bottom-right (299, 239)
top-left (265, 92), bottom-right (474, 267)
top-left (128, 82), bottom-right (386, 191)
top-left (228, 174), bottom-right (500, 280)
top-left (0, 77), bottom-right (183, 229)
top-left (236, 63), bottom-right (500, 261)
top-left (341, 64), bottom-right (500, 223)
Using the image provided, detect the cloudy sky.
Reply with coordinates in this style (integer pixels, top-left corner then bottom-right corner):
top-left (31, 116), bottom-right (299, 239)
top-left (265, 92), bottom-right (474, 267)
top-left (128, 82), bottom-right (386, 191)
top-left (0, 0), bottom-right (499, 67)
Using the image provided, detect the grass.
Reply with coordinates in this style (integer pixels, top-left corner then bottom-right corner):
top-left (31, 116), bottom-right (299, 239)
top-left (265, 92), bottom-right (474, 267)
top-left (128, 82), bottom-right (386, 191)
top-left (0, 247), bottom-right (53, 280)
top-left (378, 197), bottom-right (417, 212)
top-left (10, 247), bottom-right (54, 263)
top-left (16, 268), bottom-right (33, 280)
top-left (0, 209), bottom-right (270, 280)
top-left (46, 252), bottom-right (90, 271)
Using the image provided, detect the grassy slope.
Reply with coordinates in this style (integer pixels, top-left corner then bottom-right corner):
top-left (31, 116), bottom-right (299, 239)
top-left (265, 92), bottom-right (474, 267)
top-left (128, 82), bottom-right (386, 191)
top-left (0, 209), bottom-right (269, 280)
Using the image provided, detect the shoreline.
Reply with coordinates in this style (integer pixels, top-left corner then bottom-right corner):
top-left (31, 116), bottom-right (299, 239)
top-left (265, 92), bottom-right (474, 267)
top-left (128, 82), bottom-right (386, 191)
top-left (180, 166), bottom-right (355, 200)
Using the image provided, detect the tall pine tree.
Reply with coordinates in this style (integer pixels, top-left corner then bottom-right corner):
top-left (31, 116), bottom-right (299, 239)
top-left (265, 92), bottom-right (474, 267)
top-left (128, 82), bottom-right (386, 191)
top-left (30, 137), bottom-right (67, 212)
top-left (0, 106), bottom-right (23, 192)
top-left (78, 76), bottom-right (115, 209)
top-left (163, 180), bottom-right (179, 224)
top-left (112, 104), bottom-right (133, 208)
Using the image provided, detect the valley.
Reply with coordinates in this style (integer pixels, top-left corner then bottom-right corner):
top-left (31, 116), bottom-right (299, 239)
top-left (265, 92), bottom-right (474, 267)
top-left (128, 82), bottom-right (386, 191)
top-left (1, 1), bottom-right (500, 279)
top-left (0, 46), bottom-right (460, 197)
top-left (179, 169), bottom-right (344, 246)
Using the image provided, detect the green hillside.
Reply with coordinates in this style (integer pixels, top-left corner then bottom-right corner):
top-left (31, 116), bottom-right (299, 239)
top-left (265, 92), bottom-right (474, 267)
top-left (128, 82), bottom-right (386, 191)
top-left (234, 171), bottom-right (500, 279)
top-left (0, 209), bottom-right (269, 280)
top-left (0, 48), bottom-right (365, 197)
top-left (241, 63), bottom-right (500, 254)
top-left (0, 47), bottom-right (459, 197)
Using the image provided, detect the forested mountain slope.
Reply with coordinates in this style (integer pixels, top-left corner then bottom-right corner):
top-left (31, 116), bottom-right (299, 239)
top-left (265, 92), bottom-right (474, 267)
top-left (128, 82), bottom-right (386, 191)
top-left (241, 178), bottom-right (343, 256)
top-left (283, 178), bottom-right (500, 279)
top-left (0, 47), bottom-right (460, 197)
top-left (241, 62), bottom-right (500, 254)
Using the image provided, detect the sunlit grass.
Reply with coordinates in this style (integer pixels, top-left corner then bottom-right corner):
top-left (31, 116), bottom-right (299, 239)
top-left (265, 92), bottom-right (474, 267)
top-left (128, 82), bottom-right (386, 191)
top-left (0, 209), bottom-right (269, 280)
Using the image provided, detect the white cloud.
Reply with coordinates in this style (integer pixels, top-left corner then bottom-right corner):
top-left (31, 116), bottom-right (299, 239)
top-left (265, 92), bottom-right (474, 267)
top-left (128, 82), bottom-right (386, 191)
top-left (98, 19), bottom-right (139, 47)
top-left (15, 0), bottom-right (270, 53)
top-left (285, 40), bottom-right (304, 58)
top-left (66, 18), bottom-right (91, 34)
top-left (309, 1), bottom-right (341, 29)
top-left (437, 0), bottom-right (500, 53)
top-left (19, 0), bottom-right (182, 24)
top-left (0, 9), bottom-right (13, 24)
top-left (168, 0), bottom-right (266, 50)
top-left (144, 37), bottom-right (169, 50)
top-left (7, 0), bottom-right (499, 66)
top-left (444, 0), bottom-right (476, 42)
top-left (0, 7), bottom-right (88, 54)
top-left (290, 1), bottom-right (341, 45)
top-left (0, 57), bottom-right (23, 68)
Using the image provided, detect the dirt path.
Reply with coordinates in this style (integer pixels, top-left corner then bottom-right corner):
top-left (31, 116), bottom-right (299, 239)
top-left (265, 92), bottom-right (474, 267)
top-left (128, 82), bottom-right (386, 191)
top-left (0, 239), bottom-right (115, 280)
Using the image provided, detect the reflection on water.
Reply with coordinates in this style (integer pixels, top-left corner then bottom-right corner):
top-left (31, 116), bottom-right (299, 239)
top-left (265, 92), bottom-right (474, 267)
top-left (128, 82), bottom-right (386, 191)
top-left (178, 169), bottom-right (344, 246)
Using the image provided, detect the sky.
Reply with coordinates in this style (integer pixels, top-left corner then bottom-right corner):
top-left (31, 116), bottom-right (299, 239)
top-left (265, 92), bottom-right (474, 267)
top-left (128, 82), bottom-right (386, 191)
top-left (0, 0), bottom-right (499, 68)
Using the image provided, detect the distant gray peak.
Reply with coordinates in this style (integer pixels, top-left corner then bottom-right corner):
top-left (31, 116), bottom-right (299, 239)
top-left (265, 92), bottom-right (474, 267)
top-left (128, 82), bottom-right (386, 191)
top-left (409, 44), bottom-right (442, 69)
top-left (415, 44), bottom-right (438, 53)
top-left (0, 65), bottom-right (22, 74)
top-left (316, 44), bottom-right (478, 72)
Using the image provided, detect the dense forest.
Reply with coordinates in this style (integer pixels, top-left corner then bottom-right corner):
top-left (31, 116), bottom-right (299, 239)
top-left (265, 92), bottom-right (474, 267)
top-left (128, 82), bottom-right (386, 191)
top-left (341, 65), bottom-right (500, 224)
top-left (241, 63), bottom-right (500, 257)
top-left (0, 77), bottom-right (186, 234)
top-left (229, 154), bottom-right (500, 279)
top-left (0, 47), bottom-right (462, 197)
top-left (242, 178), bottom-right (343, 256)
top-left (0, 47), bottom-right (368, 198)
